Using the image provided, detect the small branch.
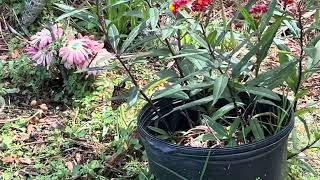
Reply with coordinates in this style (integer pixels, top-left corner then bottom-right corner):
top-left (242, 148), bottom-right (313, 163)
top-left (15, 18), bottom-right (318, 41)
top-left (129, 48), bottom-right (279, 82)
top-left (287, 138), bottom-right (320, 159)
top-left (293, 2), bottom-right (305, 111)
top-left (199, 23), bottom-right (245, 122)
top-left (145, 0), bottom-right (184, 77)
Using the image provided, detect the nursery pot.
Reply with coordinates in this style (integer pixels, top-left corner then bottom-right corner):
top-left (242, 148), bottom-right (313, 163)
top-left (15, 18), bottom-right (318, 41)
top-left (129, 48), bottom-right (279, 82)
top-left (138, 97), bottom-right (294, 180)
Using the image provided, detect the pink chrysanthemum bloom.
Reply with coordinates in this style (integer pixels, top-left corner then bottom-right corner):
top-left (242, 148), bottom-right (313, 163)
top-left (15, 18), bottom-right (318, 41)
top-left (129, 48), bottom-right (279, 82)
top-left (30, 24), bottom-right (64, 49)
top-left (31, 49), bottom-right (54, 69)
top-left (82, 36), bottom-right (104, 54)
top-left (59, 37), bottom-right (104, 69)
top-left (59, 39), bottom-right (92, 68)
top-left (25, 46), bottom-right (38, 57)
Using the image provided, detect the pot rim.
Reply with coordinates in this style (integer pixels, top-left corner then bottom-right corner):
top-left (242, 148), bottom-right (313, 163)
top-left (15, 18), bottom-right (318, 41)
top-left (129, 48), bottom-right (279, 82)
top-left (138, 98), bottom-right (294, 154)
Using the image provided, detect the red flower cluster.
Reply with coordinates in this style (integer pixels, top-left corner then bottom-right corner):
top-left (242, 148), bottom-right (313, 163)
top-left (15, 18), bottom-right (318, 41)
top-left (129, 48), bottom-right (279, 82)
top-left (169, 0), bottom-right (189, 14)
top-left (282, 0), bottom-right (294, 4)
top-left (249, 4), bottom-right (268, 15)
top-left (191, 0), bottom-right (213, 12)
top-left (169, 0), bottom-right (213, 14)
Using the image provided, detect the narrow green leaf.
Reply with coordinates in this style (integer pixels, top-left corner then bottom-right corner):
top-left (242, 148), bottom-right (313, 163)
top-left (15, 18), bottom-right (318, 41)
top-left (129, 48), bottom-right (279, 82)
top-left (147, 126), bottom-right (170, 136)
top-left (55, 8), bottom-right (89, 22)
top-left (212, 75), bottom-right (229, 105)
top-left (149, 8), bottom-right (159, 30)
top-left (172, 96), bottom-right (213, 111)
top-left (127, 87), bottom-right (139, 107)
top-left (229, 118), bottom-right (241, 137)
top-left (233, 17), bottom-right (285, 77)
top-left (249, 118), bottom-right (265, 140)
top-left (259, 0), bottom-right (277, 32)
top-left (108, 24), bottom-right (120, 52)
top-left (239, 6), bottom-right (257, 30)
top-left (207, 30), bottom-right (217, 47)
top-left (297, 116), bottom-right (311, 141)
top-left (211, 103), bottom-right (236, 122)
top-left (120, 22), bottom-right (145, 53)
top-left (236, 86), bottom-right (280, 101)
top-left (203, 115), bottom-right (228, 139)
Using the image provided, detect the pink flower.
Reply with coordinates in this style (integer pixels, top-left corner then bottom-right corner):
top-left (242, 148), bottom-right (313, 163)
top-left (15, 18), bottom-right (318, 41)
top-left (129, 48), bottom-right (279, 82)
top-left (30, 24), bottom-right (64, 49)
top-left (59, 39), bottom-right (92, 68)
top-left (59, 37), bottom-right (104, 69)
top-left (25, 46), bottom-right (38, 57)
top-left (250, 4), bottom-right (268, 15)
top-left (82, 36), bottom-right (104, 54)
top-left (31, 48), bottom-right (54, 69)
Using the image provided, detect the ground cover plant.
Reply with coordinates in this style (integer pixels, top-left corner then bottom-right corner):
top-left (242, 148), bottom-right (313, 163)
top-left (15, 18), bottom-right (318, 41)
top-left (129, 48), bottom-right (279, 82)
top-left (0, 0), bottom-right (319, 179)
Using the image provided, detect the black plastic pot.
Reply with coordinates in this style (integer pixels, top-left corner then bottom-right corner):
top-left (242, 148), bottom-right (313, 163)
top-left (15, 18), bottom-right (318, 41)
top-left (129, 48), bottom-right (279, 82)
top-left (138, 98), bottom-right (294, 180)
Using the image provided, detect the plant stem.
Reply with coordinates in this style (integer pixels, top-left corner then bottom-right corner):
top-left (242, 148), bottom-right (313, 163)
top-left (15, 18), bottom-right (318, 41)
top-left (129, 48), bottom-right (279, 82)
top-left (144, 0), bottom-right (184, 77)
top-left (199, 24), bottom-right (244, 122)
top-left (293, 2), bottom-right (304, 111)
top-left (95, 0), bottom-right (114, 52)
top-left (95, 0), bottom-right (162, 119)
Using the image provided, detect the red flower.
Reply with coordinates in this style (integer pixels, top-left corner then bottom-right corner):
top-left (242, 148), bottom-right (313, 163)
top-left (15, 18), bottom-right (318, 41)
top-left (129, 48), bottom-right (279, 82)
top-left (191, 0), bottom-right (213, 12)
top-left (282, 0), bottom-right (294, 5)
top-left (169, 0), bottom-right (189, 14)
top-left (249, 4), bottom-right (268, 15)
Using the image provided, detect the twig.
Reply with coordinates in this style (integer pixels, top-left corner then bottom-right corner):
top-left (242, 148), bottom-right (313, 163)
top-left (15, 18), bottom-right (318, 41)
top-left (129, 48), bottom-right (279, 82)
top-left (144, 0), bottom-right (184, 77)
top-left (199, 23), bottom-right (245, 122)
top-left (293, 2), bottom-right (305, 111)
top-left (24, 140), bottom-right (49, 145)
top-left (287, 138), bottom-right (320, 159)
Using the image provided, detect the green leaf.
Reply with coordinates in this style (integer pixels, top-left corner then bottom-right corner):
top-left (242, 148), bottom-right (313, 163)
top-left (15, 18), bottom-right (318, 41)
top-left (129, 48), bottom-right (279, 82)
top-left (207, 30), bottom-right (217, 47)
top-left (152, 85), bottom-right (188, 100)
top-left (108, 24), bottom-right (120, 52)
top-left (229, 118), bottom-right (241, 137)
top-left (127, 87), bottom-right (139, 107)
top-left (247, 61), bottom-right (297, 88)
top-left (54, 3), bottom-right (99, 25)
top-left (203, 115), bottom-right (228, 139)
top-left (249, 118), bottom-right (265, 140)
top-left (107, 0), bottom-right (130, 7)
top-left (171, 96), bottom-right (213, 112)
top-left (189, 31), bottom-right (209, 49)
top-left (149, 8), bottom-right (159, 30)
top-left (256, 17), bottom-right (286, 70)
top-left (238, 6), bottom-right (257, 30)
top-left (55, 8), bottom-right (89, 22)
top-left (236, 86), bottom-right (281, 101)
top-left (147, 126), bottom-right (170, 136)
top-left (211, 103), bottom-right (236, 122)
top-left (233, 17), bottom-right (285, 77)
top-left (212, 75), bottom-right (229, 105)
top-left (259, 0), bottom-right (277, 32)
top-left (120, 22), bottom-right (145, 53)
top-left (306, 40), bottom-right (320, 70)
top-left (297, 116), bottom-right (311, 141)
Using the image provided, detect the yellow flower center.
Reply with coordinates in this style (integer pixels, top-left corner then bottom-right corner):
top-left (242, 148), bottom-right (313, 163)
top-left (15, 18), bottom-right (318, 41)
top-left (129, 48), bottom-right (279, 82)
top-left (169, 4), bottom-right (176, 11)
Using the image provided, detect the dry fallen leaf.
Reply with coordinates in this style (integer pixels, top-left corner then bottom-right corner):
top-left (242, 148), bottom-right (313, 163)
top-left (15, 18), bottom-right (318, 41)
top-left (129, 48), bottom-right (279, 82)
top-left (11, 49), bottom-right (20, 59)
top-left (1, 155), bottom-right (17, 164)
top-left (19, 158), bottom-right (32, 165)
top-left (75, 153), bottom-right (82, 164)
top-left (15, 134), bottom-right (30, 141)
top-left (27, 124), bottom-right (34, 135)
top-left (65, 161), bottom-right (74, 171)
